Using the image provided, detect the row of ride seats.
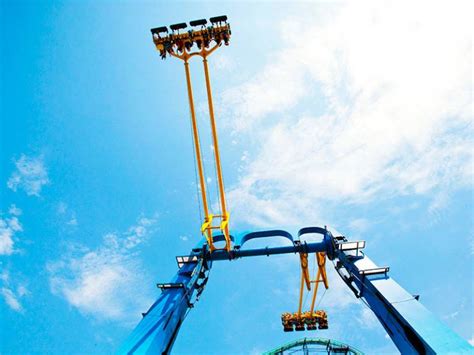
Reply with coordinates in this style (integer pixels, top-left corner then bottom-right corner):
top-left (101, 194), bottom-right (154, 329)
top-left (281, 311), bottom-right (328, 332)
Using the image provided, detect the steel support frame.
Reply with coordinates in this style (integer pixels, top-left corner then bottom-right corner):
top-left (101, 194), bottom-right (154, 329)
top-left (334, 245), bottom-right (472, 354)
top-left (117, 250), bottom-right (208, 354)
top-left (262, 337), bottom-right (364, 355)
top-left (118, 227), bottom-right (473, 354)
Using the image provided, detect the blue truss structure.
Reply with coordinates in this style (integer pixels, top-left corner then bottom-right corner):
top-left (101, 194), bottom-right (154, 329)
top-left (118, 227), bottom-right (473, 354)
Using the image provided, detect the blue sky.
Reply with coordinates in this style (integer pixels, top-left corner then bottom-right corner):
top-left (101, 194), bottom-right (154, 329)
top-left (0, 1), bottom-right (472, 354)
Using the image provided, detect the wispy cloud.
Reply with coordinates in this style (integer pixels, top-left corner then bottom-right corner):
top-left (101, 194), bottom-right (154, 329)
top-left (1, 287), bottom-right (23, 312)
top-left (57, 202), bottom-right (79, 227)
top-left (0, 206), bottom-right (29, 312)
top-left (7, 155), bottom-right (49, 196)
top-left (212, 53), bottom-right (235, 73)
top-left (218, 53), bottom-right (307, 132)
top-left (47, 216), bottom-right (157, 323)
top-left (357, 307), bottom-right (379, 329)
top-left (0, 204), bottom-right (23, 255)
top-left (0, 270), bottom-right (29, 313)
top-left (221, 1), bottom-right (472, 227)
top-left (348, 218), bottom-right (371, 234)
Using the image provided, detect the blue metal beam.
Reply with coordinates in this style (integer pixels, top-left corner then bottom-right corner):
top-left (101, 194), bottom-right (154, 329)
top-left (117, 251), bottom-right (208, 354)
top-left (333, 237), bottom-right (473, 354)
top-left (205, 240), bottom-right (327, 260)
top-left (204, 227), bottom-right (333, 261)
top-left (118, 229), bottom-right (332, 354)
top-left (118, 227), bottom-right (473, 354)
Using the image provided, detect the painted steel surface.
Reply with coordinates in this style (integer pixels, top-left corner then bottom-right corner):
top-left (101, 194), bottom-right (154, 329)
top-left (334, 241), bottom-right (473, 354)
top-left (119, 227), bottom-right (473, 354)
top-left (117, 251), bottom-right (207, 354)
top-left (152, 18), bottom-right (232, 251)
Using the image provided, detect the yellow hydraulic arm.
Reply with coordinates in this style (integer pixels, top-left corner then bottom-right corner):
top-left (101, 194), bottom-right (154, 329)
top-left (151, 16), bottom-right (231, 251)
top-left (282, 251), bottom-right (329, 332)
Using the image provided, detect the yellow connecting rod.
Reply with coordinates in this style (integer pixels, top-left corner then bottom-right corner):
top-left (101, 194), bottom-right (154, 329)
top-left (152, 19), bottom-right (232, 252)
top-left (202, 53), bottom-right (230, 250)
top-left (166, 39), bottom-right (230, 252)
top-left (310, 252), bottom-right (329, 314)
top-left (182, 56), bottom-right (214, 250)
top-left (297, 252), bottom-right (328, 318)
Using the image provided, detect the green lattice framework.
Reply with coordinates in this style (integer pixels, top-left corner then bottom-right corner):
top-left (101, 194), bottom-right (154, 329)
top-left (263, 337), bottom-right (364, 355)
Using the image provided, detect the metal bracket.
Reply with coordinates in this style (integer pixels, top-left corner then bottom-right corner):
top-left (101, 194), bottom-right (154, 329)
top-left (359, 267), bottom-right (389, 277)
top-left (337, 240), bottom-right (366, 251)
top-left (157, 283), bottom-right (185, 291)
top-left (176, 255), bottom-right (198, 268)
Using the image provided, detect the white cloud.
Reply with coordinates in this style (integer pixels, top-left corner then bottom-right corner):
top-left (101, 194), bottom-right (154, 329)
top-left (426, 190), bottom-right (452, 226)
top-left (8, 205), bottom-right (22, 216)
top-left (357, 306), bottom-right (379, 329)
top-left (443, 310), bottom-right (460, 320)
top-left (17, 285), bottom-right (28, 297)
top-left (348, 218), bottom-right (370, 233)
top-left (7, 155), bottom-right (49, 196)
top-left (48, 216), bottom-right (157, 323)
top-left (57, 202), bottom-right (68, 215)
top-left (1, 287), bottom-right (23, 312)
top-left (0, 225), bottom-right (14, 256)
top-left (67, 217), bottom-right (78, 226)
top-left (0, 205), bottom-right (23, 255)
top-left (321, 265), bottom-right (358, 310)
top-left (220, 57), bottom-right (307, 132)
top-left (212, 54), bottom-right (235, 73)
top-left (0, 270), bottom-right (28, 313)
top-left (221, 1), bottom-right (472, 227)
top-left (56, 202), bottom-right (79, 227)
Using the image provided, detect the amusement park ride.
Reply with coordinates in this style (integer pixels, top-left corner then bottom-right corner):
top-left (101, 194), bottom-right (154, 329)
top-left (119, 16), bottom-right (473, 354)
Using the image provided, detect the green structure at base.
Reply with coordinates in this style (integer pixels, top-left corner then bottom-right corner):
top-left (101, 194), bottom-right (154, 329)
top-left (263, 337), bottom-right (364, 355)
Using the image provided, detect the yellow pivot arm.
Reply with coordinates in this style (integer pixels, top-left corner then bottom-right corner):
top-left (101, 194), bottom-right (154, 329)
top-left (151, 18), bottom-right (232, 252)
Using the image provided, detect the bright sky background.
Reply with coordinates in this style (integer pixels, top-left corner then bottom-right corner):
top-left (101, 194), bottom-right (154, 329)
top-left (1, 1), bottom-right (472, 354)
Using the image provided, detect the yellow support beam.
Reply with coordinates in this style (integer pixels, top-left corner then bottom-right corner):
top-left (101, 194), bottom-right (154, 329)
top-left (310, 252), bottom-right (329, 314)
top-left (182, 58), bottom-right (214, 250)
top-left (151, 18), bottom-right (232, 252)
top-left (297, 252), bottom-right (329, 318)
top-left (297, 253), bottom-right (311, 318)
top-left (202, 55), bottom-right (231, 251)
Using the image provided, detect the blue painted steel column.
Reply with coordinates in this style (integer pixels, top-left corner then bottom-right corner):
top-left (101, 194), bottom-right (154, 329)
top-left (335, 248), bottom-right (473, 354)
top-left (117, 251), bottom-right (208, 354)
